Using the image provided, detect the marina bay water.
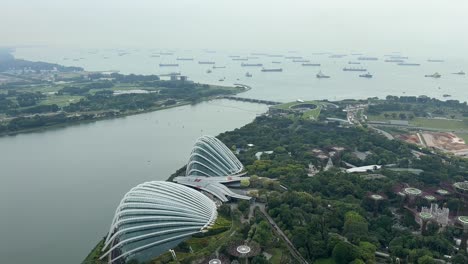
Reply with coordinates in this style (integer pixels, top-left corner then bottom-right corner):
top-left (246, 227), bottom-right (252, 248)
top-left (2, 47), bottom-right (467, 264)
top-left (0, 99), bottom-right (267, 264)
top-left (14, 47), bottom-right (468, 101)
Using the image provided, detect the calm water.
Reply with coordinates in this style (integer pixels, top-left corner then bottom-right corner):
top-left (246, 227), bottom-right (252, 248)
top-left (14, 47), bottom-right (468, 101)
top-left (0, 100), bottom-right (267, 264)
top-left (2, 47), bottom-right (468, 263)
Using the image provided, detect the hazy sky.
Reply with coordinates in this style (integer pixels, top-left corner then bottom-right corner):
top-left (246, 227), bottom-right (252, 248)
top-left (2, 0), bottom-right (468, 56)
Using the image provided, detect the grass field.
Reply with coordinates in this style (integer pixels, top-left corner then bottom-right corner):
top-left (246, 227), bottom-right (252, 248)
top-left (367, 111), bottom-right (414, 121)
top-left (271, 101), bottom-right (327, 120)
top-left (267, 248), bottom-right (283, 264)
top-left (410, 118), bottom-right (468, 130)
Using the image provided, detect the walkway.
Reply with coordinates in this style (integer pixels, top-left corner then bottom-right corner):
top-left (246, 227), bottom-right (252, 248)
top-left (255, 203), bottom-right (309, 264)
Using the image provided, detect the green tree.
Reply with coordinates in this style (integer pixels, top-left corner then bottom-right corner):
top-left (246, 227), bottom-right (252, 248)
top-left (332, 241), bottom-right (360, 264)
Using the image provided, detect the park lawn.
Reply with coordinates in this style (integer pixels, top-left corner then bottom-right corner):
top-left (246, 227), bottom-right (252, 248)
top-left (302, 106), bottom-right (322, 120)
top-left (367, 111), bottom-right (414, 121)
top-left (40, 94), bottom-right (84, 106)
top-left (314, 257), bottom-right (336, 264)
top-left (410, 117), bottom-right (468, 130)
top-left (267, 248), bottom-right (283, 264)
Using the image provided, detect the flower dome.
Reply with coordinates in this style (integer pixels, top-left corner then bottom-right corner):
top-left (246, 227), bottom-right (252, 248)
top-left (100, 181), bottom-right (217, 263)
top-left (186, 135), bottom-right (244, 177)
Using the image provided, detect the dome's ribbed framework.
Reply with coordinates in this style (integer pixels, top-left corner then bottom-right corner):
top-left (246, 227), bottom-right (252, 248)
top-left (100, 181), bottom-right (217, 263)
top-left (186, 135), bottom-right (244, 177)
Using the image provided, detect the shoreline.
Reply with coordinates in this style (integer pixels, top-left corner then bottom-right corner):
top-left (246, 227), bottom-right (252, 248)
top-left (0, 85), bottom-right (252, 138)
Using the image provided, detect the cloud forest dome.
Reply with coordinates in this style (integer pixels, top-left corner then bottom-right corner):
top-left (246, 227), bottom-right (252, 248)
top-left (186, 135), bottom-right (244, 177)
top-left (100, 181), bottom-right (217, 263)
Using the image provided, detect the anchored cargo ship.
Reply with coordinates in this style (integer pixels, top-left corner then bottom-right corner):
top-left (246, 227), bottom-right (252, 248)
top-left (293, 59), bottom-right (310, 63)
top-left (358, 57), bottom-right (379, 60)
top-left (198, 61), bottom-right (215, 64)
top-left (452, 71), bottom-right (466, 75)
top-left (343, 67), bottom-right (367, 72)
top-left (261, 68), bottom-right (283, 72)
top-left (159, 63), bottom-right (179, 67)
top-left (385, 59), bottom-right (404, 62)
top-left (285, 56), bottom-right (302, 59)
top-left (359, 72), bottom-right (373, 78)
top-left (348, 61), bottom-right (361, 64)
top-left (176, 58), bottom-right (194, 61)
top-left (241, 63), bottom-right (263, 67)
top-left (232, 58), bottom-right (248, 61)
top-left (398, 63), bottom-right (420, 66)
top-left (213, 66), bottom-right (226, 69)
top-left (302, 63), bottom-right (321, 66)
top-left (427, 59), bottom-right (444, 62)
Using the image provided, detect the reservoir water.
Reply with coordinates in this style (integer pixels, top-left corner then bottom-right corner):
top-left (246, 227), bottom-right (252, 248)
top-left (0, 99), bottom-right (267, 264)
top-left (2, 47), bottom-right (468, 263)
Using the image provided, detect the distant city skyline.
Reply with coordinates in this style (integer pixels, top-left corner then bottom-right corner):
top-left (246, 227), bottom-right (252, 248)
top-left (2, 0), bottom-right (468, 57)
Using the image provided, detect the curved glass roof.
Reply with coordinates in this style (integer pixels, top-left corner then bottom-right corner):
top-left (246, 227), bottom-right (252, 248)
top-left (186, 135), bottom-right (244, 177)
top-left (100, 181), bottom-right (217, 263)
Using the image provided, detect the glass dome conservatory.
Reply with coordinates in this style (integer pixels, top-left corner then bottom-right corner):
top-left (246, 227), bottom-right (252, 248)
top-left (100, 181), bottom-right (217, 263)
top-left (186, 135), bottom-right (244, 177)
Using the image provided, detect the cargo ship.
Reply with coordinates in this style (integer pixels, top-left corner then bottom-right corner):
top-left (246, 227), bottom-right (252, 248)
top-left (427, 59), bottom-right (444, 62)
top-left (343, 67), bottom-right (367, 72)
top-left (261, 68), bottom-right (283, 72)
top-left (348, 61), bottom-right (361, 64)
top-left (228, 55), bottom-right (240, 58)
top-left (390, 56), bottom-right (408, 59)
top-left (452, 71), bottom-right (466, 75)
top-left (176, 58), bottom-right (194, 61)
top-left (272, 61), bottom-right (282, 64)
top-left (213, 66), bottom-right (226, 69)
top-left (329, 54), bottom-right (347, 58)
top-left (198, 61), bottom-right (215, 64)
top-left (159, 63), bottom-right (179, 67)
top-left (316, 71), bottom-right (330, 78)
top-left (241, 63), bottom-right (263, 67)
top-left (358, 56), bottom-right (378, 61)
top-left (285, 56), bottom-right (302, 59)
top-left (293, 59), bottom-right (310, 63)
top-left (398, 63), bottom-right (420, 66)
top-left (384, 59), bottom-right (404, 63)
top-left (268, 54), bottom-right (284, 57)
top-left (359, 72), bottom-right (373, 78)
top-left (425, 72), bottom-right (441, 78)
top-left (232, 58), bottom-right (248, 61)
top-left (302, 63), bottom-right (321, 66)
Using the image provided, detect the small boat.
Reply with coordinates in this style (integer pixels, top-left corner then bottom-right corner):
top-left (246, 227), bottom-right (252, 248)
top-left (316, 71), bottom-right (330, 78)
top-left (261, 68), bottom-right (283, 72)
top-left (452, 71), bottom-right (466, 75)
top-left (425, 72), bottom-right (441, 78)
top-left (359, 72), bottom-right (373, 78)
top-left (245, 72), bottom-right (252, 77)
top-left (206, 69), bottom-right (212, 73)
top-left (443, 94), bottom-right (451, 97)
top-left (218, 77), bottom-right (225, 82)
